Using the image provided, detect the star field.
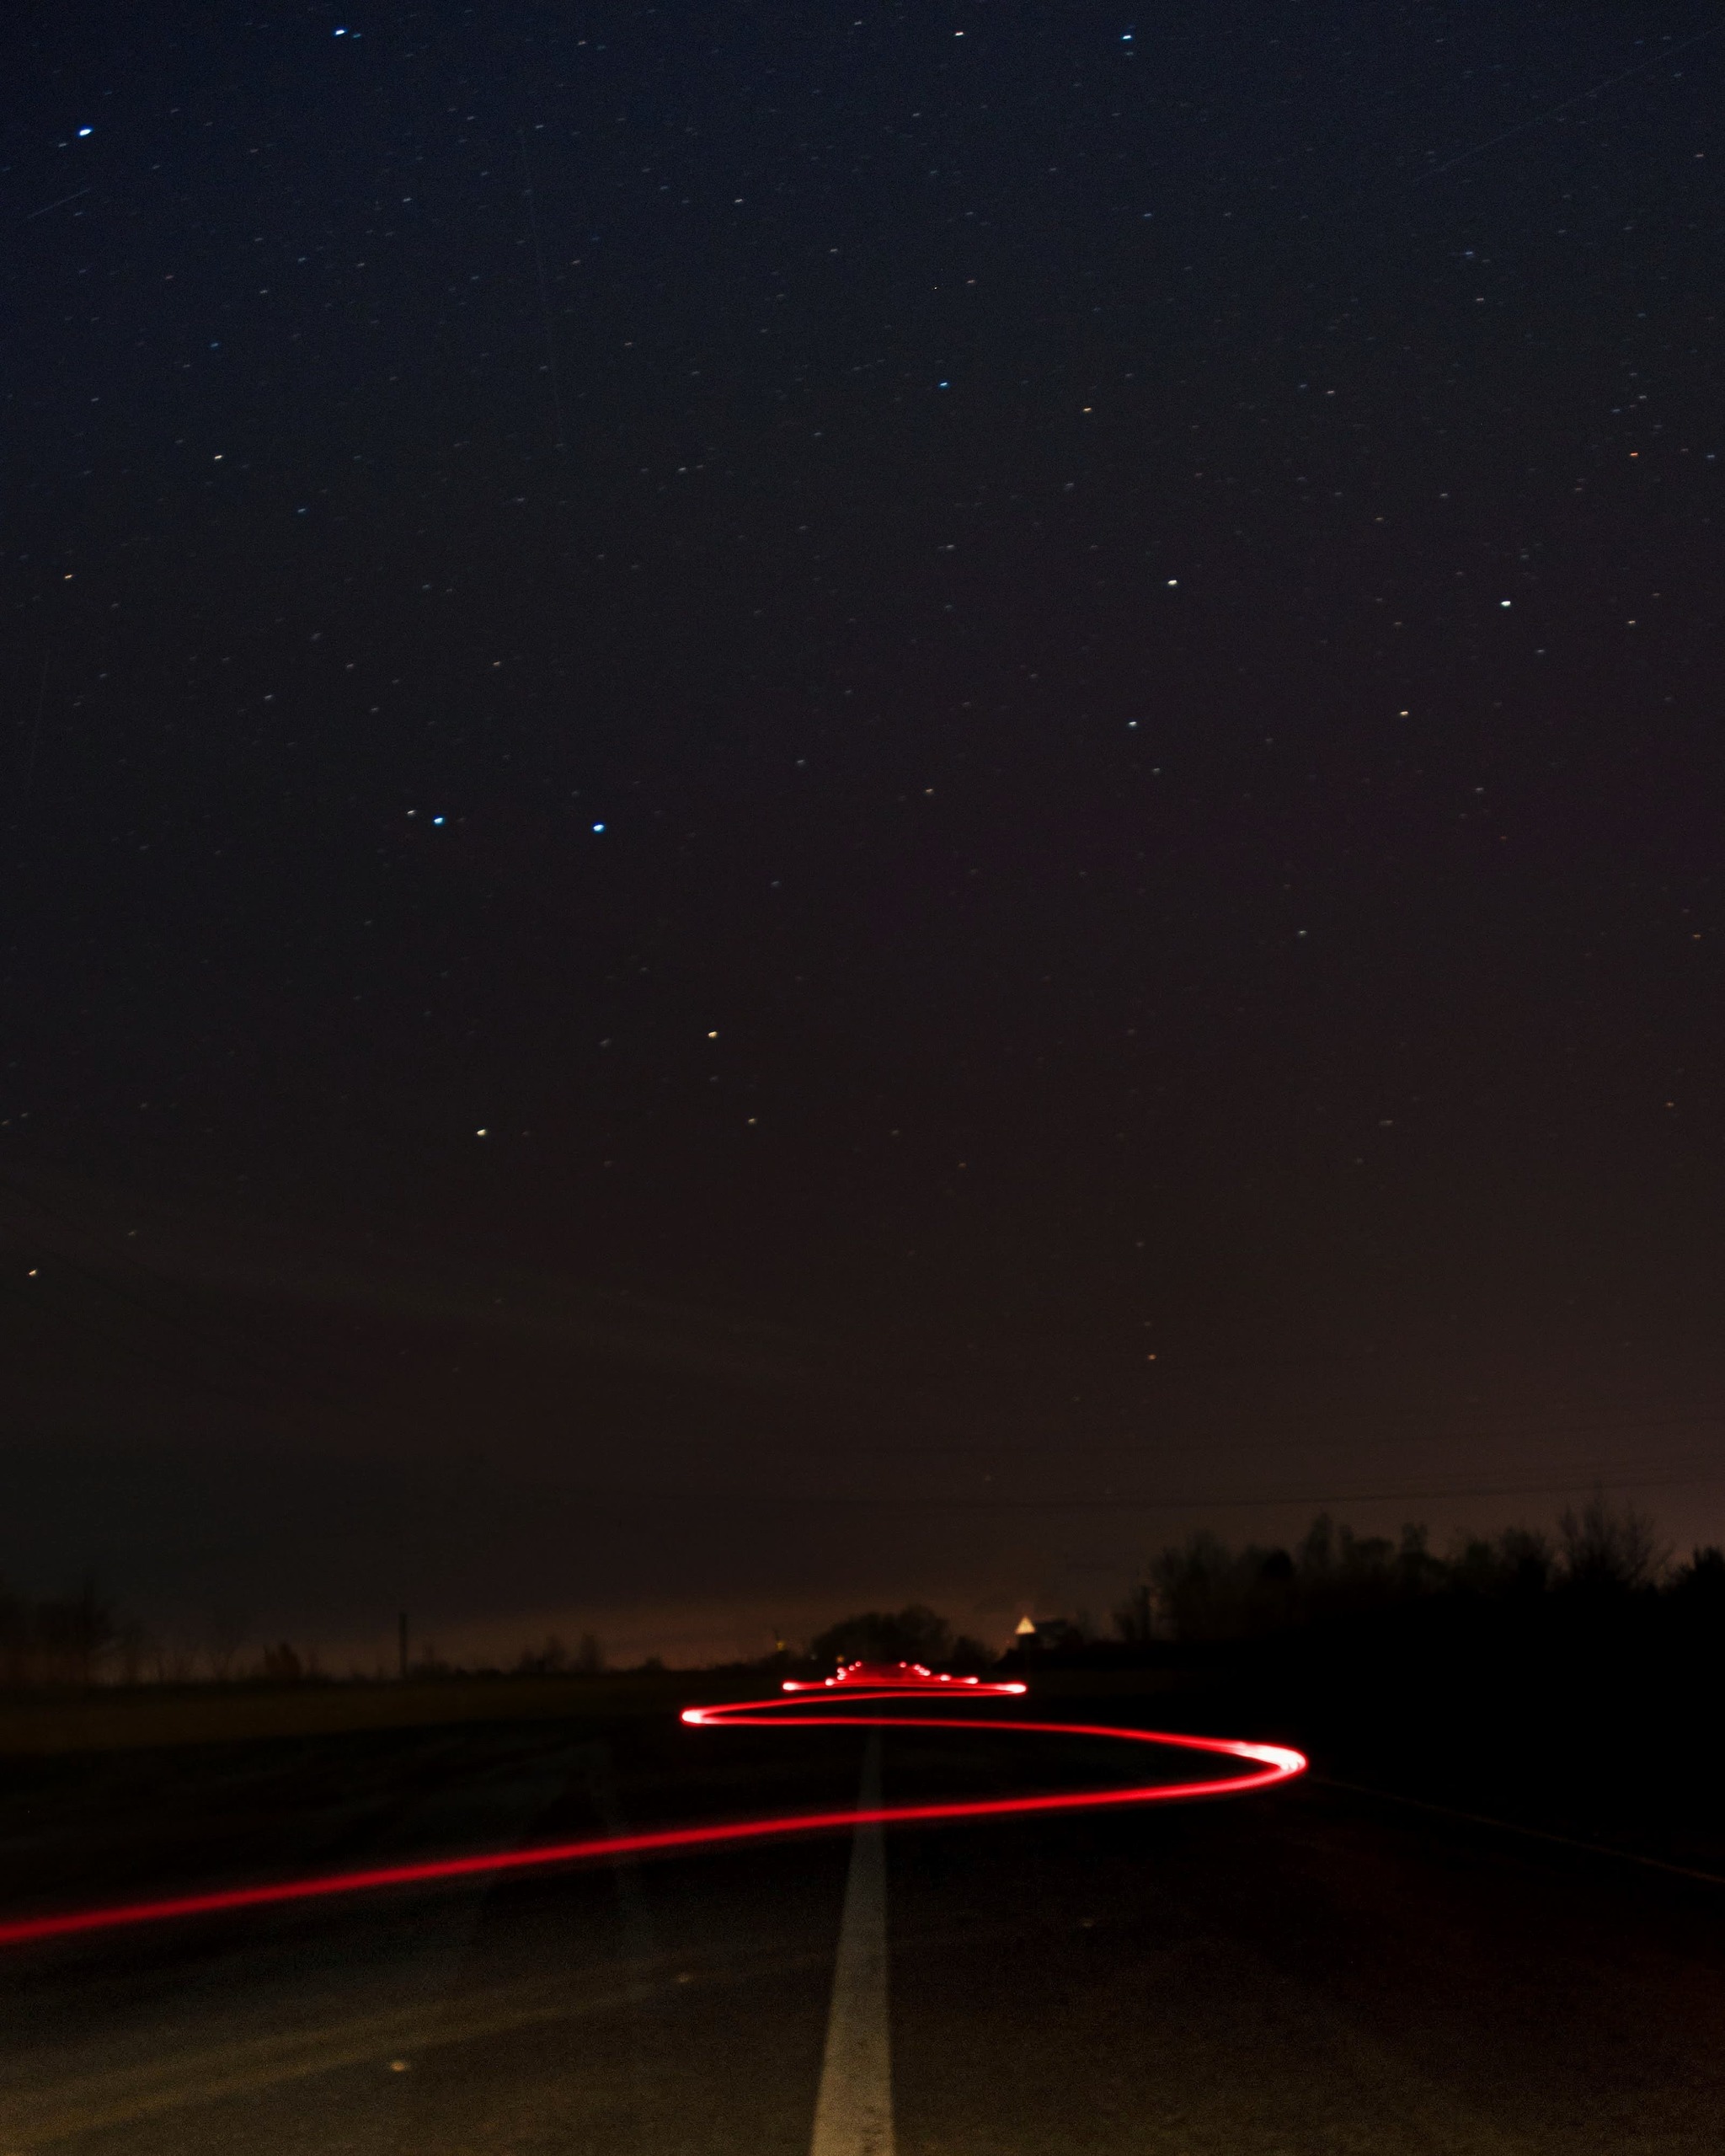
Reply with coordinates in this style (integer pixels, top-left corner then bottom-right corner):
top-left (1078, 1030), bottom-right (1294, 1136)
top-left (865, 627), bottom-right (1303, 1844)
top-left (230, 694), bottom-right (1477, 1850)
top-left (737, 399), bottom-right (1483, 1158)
top-left (3, 1), bottom-right (1723, 1645)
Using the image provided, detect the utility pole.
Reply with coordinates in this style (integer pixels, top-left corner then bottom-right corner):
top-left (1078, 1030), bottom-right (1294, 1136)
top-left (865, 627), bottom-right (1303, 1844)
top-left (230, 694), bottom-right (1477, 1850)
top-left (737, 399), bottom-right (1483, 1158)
top-left (398, 1611), bottom-right (409, 1680)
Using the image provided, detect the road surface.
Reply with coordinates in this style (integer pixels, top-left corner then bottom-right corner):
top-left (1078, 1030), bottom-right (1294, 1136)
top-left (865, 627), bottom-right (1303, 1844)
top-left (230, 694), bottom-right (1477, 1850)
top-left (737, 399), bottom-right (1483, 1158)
top-left (0, 1709), bottom-right (1721, 2152)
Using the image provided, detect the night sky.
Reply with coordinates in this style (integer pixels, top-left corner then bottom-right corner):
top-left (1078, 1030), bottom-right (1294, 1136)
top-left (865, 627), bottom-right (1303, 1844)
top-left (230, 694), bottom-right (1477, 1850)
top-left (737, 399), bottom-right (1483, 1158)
top-left (5, 3), bottom-right (1723, 1664)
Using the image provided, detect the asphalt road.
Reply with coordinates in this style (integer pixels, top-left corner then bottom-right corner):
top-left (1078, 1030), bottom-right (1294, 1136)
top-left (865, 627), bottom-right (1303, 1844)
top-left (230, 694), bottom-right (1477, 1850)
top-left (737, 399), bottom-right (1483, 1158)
top-left (2, 1710), bottom-right (1722, 2153)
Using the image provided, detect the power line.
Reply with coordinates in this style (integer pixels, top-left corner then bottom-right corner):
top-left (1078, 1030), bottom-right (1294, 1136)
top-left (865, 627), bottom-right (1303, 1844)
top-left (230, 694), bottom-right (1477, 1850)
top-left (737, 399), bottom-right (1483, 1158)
top-left (433, 1468), bottom-right (1725, 1516)
top-left (24, 188), bottom-right (91, 222)
top-left (1415, 20), bottom-right (1725, 180)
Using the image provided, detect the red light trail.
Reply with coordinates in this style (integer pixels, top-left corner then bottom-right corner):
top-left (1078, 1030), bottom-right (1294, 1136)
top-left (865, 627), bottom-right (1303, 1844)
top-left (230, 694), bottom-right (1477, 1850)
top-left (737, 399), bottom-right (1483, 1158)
top-left (0, 1664), bottom-right (1304, 1951)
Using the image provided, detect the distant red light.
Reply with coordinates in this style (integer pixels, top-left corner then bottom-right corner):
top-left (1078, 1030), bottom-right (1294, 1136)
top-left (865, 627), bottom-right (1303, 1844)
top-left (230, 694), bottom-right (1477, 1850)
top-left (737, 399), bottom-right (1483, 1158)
top-left (782, 1658), bottom-right (1019, 1692)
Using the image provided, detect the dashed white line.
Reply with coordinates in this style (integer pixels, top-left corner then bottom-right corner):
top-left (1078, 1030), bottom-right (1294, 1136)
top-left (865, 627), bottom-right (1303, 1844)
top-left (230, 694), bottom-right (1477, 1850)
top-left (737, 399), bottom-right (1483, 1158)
top-left (809, 1733), bottom-right (895, 2156)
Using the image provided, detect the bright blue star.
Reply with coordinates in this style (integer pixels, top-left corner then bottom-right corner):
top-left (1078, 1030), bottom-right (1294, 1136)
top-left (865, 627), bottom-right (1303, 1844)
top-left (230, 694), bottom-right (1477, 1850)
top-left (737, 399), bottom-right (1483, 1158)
top-left (591, 821), bottom-right (606, 833)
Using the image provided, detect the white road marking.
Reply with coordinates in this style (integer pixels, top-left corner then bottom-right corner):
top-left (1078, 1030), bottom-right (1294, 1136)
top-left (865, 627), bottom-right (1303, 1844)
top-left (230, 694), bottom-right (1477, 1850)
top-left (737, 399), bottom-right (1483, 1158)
top-left (809, 1732), bottom-right (895, 2156)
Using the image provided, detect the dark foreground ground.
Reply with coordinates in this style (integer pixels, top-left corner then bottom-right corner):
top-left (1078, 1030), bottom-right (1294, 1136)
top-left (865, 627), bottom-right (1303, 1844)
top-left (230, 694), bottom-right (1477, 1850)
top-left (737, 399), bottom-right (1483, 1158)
top-left (0, 1693), bottom-right (1721, 2153)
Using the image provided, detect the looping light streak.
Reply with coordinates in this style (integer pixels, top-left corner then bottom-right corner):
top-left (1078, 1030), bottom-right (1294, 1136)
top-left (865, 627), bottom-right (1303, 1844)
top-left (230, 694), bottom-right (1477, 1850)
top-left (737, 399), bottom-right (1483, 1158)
top-left (0, 1666), bottom-right (1303, 1951)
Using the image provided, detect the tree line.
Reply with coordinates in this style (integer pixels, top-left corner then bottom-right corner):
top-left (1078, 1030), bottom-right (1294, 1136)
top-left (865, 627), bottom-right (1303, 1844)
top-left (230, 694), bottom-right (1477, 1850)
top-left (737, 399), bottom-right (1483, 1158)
top-left (7, 1495), bottom-right (1717, 1690)
top-left (0, 1590), bottom-right (621, 1690)
top-left (1113, 1494), bottom-right (1717, 1645)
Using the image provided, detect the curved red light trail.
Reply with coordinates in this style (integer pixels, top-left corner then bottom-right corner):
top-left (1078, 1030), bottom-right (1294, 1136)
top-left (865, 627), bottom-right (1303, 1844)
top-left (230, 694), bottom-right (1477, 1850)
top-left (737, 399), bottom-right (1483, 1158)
top-left (0, 1667), bottom-right (1304, 1951)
